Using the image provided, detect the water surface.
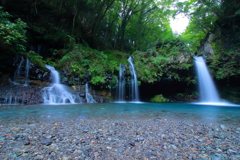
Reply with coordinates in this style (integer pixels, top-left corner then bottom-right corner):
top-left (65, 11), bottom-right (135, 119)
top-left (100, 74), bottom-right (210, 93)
top-left (0, 103), bottom-right (239, 126)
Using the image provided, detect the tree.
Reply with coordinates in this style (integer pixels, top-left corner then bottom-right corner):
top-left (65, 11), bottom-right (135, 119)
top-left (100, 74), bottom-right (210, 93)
top-left (174, 0), bottom-right (220, 51)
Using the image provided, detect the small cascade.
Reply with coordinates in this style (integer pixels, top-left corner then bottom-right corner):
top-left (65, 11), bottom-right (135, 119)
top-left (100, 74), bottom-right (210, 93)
top-left (117, 64), bottom-right (126, 101)
top-left (13, 56), bottom-right (31, 86)
top-left (24, 58), bottom-right (30, 86)
top-left (42, 65), bottom-right (81, 104)
top-left (0, 85), bottom-right (23, 105)
top-left (128, 56), bottom-right (140, 102)
top-left (194, 56), bottom-right (221, 103)
top-left (85, 83), bottom-right (96, 103)
top-left (5, 96), bottom-right (19, 105)
top-left (0, 56), bottom-right (32, 105)
top-left (14, 56), bottom-right (24, 83)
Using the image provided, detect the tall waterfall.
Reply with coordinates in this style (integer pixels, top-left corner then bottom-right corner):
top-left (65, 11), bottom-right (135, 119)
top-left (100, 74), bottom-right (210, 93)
top-left (128, 57), bottom-right (140, 102)
top-left (194, 56), bottom-right (221, 103)
top-left (117, 64), bottom-right (126, 101)
top-left (42, 65), bottom-right (81, 104)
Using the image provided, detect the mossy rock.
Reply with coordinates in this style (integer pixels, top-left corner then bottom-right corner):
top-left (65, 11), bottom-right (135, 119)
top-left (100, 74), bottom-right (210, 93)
top-left (150, 94), bottom-right (169, 103)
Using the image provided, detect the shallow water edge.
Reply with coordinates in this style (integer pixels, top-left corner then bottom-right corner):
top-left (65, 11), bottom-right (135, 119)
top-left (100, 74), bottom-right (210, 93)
top-left (0, 102), bottom-right (239, 127)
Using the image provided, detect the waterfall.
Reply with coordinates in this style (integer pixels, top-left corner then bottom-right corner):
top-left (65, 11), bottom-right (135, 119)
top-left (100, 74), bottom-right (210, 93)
top-left (0, 56), bottom-right (31, 105)
top-left (117, 64), bottom-right (126, 101)
top-left (24, 58), bottom-right (30, 86)
top-left (194, 56), bottom-right (221, 103)
top-left (47, 65), bottom-right (60, 84)
top-left (6, 96), bottom-right (19, 105)
top-left (128, 57), bottom-right (140, 102)
top-left (13, 56), bottom-right (31, 86)
top-left (14, 56), bottom-right (24, 83)
top-left (85, 83), bottom-right (96, 103)
top-left (42, 65), bottom-right (81, 104)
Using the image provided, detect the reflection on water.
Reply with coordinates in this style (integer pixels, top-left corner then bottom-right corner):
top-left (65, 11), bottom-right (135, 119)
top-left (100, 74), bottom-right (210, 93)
top-left (0, 103), bottom-right (240, 126)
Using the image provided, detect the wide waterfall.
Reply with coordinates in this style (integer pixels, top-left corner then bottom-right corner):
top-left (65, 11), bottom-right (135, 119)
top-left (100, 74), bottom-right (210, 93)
top-left (194, 56), bottom-right (221, 103)
top-left (128, 57), bottom-right (140, 102)
top-left (117, 64), bottom-right (126, 102)
top-left (42, 65), bottom-right (81, 104)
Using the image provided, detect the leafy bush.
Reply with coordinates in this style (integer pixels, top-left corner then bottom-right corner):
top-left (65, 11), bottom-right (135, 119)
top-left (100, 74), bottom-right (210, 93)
top-left (26, 51), bottom-right (46, 68)
top-left (208, 50), bottom-right (240, 79)
top-left (58, 42), bottom-right (128, 85)
top-left (0, 6), bottom-right (27, 54)
top-left (150, 94), bottom-right (169, 103)
top-left (56, 35), bottom-right (195, 87)
top-left (131, 47), bottom-right (193, 83)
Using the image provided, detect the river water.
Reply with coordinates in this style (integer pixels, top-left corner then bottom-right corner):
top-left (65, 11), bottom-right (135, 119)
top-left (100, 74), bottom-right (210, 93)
top-left (0, 103), bottom-right (239, 126)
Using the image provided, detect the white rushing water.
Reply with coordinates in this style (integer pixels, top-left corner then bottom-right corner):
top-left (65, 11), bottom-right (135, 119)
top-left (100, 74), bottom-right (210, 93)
top-left (13, 56), bottom-right (31, 86)
top-left (85, 83), bottom-right (96, 103)
top-left (42, 65), bottom-right (81, 104)
top-left (194, 56), bottom-right (221, 104)
top-left (1, 56), bottom-right (31, 105)
top-left (24, 58), bottom-right (30, 86)
top-left (128, 57), bottom-right (140, 102)
top-left (14, 56), bottom-right (24, 83)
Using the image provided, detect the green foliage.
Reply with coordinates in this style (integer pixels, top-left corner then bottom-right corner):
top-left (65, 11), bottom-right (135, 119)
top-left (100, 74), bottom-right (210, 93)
top-left (56, 35), bottom-right (194, 86)
top-left (0, 6), bottom-right (28, 54)
top-left (59, 41), bottom-right (128, 85)
top-left (150, 94), bottom-right (169, 103)
top-left (177, 0), bottom-right (219, 51)
top-left (220, 86), bottom-right (240, 103)
top-left (131, 37), bottom-right (194, 83)
top-left (0, 0), bottom-right (176, 52)
top-left (25, 51), bottom-right (46, 68)
top-left (176, 0), bottom-right (240, 84)
top-left (176, 93), bottom-right (184, 97)
top-left (208, 48), bottom-right (240, 79)
top-left (0, 0), bottom-right (239, 103)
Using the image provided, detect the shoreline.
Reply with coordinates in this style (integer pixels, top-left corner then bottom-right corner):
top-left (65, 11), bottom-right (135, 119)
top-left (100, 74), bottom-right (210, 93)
top-left (1, 117), bottom-right (240, 159)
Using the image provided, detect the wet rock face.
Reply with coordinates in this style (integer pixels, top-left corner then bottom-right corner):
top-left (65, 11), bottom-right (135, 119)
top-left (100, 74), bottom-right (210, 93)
top-left (71, 85), bottom-right (111, 103)
top-left (0, 76), bottom-right (111, 105)
top-left (0, 58), bottom-right (111, 104)
top-left (10, 56), bottom-right (51, 84)
top-left (60, 70), bottom-right (91, 86)
top-left (29, 67), bottom-right (50, 82)
top-left (0, 57), bottom-right (52, 105)
top-left (197, 33), bottom-right (215, 57)
top-left (0, 80), bottom-right (48, 105)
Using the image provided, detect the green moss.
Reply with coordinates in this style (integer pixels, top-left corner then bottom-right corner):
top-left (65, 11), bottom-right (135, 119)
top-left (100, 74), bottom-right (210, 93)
top-left (26, 51), bottom-right (46, 68)
top-left (58, 42), bottom-right (128, 85)
top-left (150, 94), bottom-right (169, 103)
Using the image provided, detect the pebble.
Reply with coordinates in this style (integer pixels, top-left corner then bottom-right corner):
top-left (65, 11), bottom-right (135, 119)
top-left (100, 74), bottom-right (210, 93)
top-left (0, 118), bottom-right (239, 159)
top-left (40, 138), bottom-right (53, 146)
top-left (220, 124), bottom-right (226, 130)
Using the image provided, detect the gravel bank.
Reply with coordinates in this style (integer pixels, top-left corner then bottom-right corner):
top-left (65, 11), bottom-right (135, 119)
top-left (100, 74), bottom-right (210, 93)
top-left (1, 117), bottom-right (240, 159)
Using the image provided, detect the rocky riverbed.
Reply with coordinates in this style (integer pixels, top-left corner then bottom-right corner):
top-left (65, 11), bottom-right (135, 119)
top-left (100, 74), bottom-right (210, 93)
top-left (0, 117), bottom-right (240, 159)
